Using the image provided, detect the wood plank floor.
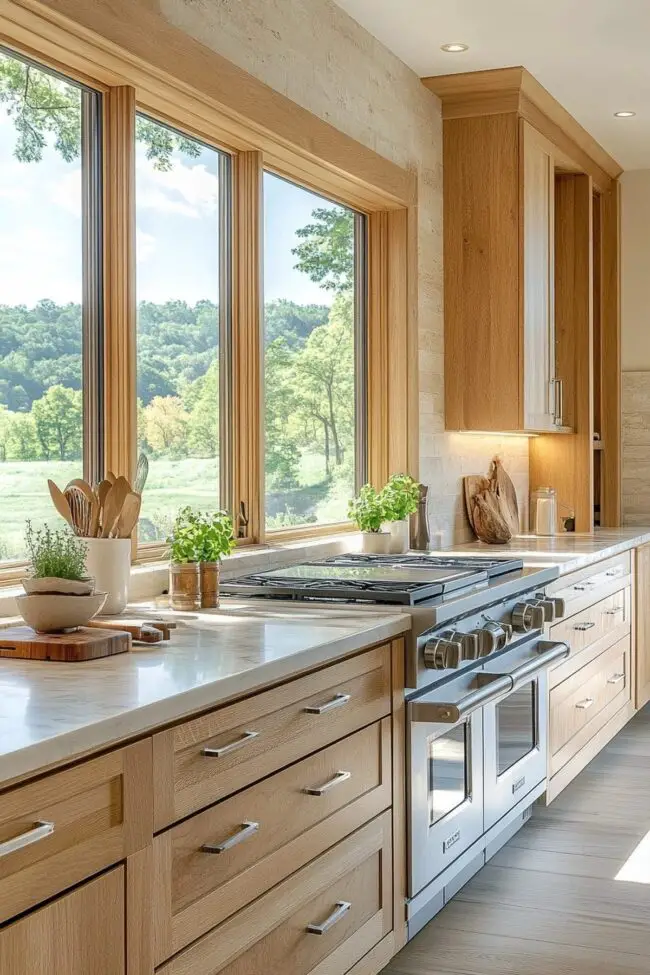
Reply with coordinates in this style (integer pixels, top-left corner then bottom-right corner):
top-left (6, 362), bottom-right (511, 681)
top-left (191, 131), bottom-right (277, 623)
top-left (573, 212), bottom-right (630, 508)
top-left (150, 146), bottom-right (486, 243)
top-left (383, 706), bottom-right (650, 975)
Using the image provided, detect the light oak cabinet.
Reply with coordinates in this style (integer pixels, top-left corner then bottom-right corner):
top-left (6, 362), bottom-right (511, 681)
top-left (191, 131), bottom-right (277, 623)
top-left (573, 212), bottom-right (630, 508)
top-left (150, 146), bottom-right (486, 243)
top-left (635, 542), bottom-right (650, 709)
top-left (0, 867), bottom-right (125, 975)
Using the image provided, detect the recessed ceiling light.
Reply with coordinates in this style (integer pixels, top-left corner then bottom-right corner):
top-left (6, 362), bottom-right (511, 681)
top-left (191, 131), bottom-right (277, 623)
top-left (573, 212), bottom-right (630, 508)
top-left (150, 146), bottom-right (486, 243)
top-left (441, 42), bottom-right (469, 53)
top-left (614, 110), bottom-right (636, 117)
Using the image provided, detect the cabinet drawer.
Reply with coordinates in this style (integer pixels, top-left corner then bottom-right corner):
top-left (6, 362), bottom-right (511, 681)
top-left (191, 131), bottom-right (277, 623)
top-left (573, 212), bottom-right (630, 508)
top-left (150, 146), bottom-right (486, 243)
top-left (547, 552), bottom-right (631, 617)
top-left (158, 811), bottom-right (392, 975)
top-left (153, 719), bottom-right (391, 963)
top-left (153, 644), bottom-right (391, 828)
top-left (549, 586), bottom-right (630, 683)
top-left (550, 635), bottom-right (631, 775)
top-left (0, 741), bottom-right (150, 923)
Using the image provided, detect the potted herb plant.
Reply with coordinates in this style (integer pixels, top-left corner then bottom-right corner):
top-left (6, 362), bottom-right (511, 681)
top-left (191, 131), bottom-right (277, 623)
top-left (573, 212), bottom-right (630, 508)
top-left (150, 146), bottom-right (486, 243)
top-left (167, 506), bottom-right (201, 611)
top-left (196, 510), bottom-right (236, 608)
top-left (17, 523), bottom-right (107, 632)
top-left (348, 484), bottom-right (391, 554)
top-left (380, 473), bottom-right (422, 554)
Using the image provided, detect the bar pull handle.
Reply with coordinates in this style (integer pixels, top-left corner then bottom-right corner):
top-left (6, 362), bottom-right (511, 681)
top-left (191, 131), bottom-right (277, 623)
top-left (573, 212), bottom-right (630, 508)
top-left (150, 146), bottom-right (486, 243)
top-left (574, 621), bottom-right (596, 632)
top-left (0, 821), bottom-right (54, 859)
top-left (202, 730), bottom-right (259, 758)
top-left (603, 607), bottom-right (623, 616)
top-left (307, 901), bottom-right (351, 935)
top-left (607, 672), bottom-right (625, 685)
top-left (303, 770), bottom-right (351, 797)
top-left (575, 697), bottom-right (595, 710)
top-left (303, 692), bottom-right (351, 715)
top-left (202, 821), bottom-right (259, 854)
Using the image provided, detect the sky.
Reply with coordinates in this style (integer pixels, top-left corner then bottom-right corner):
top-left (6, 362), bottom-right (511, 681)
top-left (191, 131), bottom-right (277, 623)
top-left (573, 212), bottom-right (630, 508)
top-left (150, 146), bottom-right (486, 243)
top-left (0, 99), bottom-right (342, 309)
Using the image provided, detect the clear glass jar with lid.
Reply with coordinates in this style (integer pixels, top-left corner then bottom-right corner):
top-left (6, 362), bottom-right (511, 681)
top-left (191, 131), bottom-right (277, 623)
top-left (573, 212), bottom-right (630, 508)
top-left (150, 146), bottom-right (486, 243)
top-left (530, 486), bottom-right (557, 536)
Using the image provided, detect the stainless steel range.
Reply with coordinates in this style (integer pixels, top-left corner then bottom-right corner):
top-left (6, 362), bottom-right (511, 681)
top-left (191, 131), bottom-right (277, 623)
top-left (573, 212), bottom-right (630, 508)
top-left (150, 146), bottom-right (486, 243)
top-left (222, 552), bottom-right (568, 937)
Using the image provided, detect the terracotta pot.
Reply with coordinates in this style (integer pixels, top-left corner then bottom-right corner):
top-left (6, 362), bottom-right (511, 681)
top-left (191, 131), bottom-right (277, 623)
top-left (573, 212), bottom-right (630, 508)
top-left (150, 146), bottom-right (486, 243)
top-left (169, 562), bottom-right (200, 611)
top-left (200, 561), bottom-right (220, 609)
top-left (361, 531), bottom-right (391, 555)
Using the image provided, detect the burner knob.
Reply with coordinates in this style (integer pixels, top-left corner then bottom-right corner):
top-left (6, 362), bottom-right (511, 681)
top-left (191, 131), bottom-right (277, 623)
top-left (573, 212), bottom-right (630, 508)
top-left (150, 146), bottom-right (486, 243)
top-left (511, 602), bottom-right (545, 633)
top-left (534, 593), bottom-right (566, 620)
top-left (461, 632), bottom-right (481, 661)
top-left (423, 632), bottom-right (464, 670)
top-left (480, 620), bottom-right (512, 655)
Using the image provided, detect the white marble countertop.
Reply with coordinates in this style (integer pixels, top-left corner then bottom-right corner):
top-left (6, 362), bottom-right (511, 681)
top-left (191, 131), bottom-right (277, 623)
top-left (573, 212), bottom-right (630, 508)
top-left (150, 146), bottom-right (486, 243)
top-left (449, 527), bottom-right (650, 575)
top-left (0, 604), bottom-right (409, 789)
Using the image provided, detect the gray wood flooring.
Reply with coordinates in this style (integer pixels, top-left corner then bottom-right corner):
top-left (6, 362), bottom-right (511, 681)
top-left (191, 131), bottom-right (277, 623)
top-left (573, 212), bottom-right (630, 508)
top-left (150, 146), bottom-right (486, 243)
top-left (383, 706), bottom-right (650, 975)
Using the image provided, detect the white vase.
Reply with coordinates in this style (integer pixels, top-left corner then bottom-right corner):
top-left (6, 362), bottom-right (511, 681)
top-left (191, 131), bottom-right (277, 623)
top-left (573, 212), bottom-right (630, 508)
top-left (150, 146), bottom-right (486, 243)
top-left (83, 538), bottom-right (131, 615)
top-left (387, 518), bottom-right (410, 554)
top-left (361, 531), bottom-right (392, 555)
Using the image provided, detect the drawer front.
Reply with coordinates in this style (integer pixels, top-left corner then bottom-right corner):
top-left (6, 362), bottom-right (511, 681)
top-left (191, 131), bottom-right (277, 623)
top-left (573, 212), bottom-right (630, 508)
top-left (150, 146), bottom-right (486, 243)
top-left (547, 552), bottom-right (631, 617)
top-left (158, 812), bottom-right (392, 975)
top-left (550, 635), bottom-right (631, 775)
top-left (549, 586), bottom-right (630, 681)
top-left (0, 741), bottom-right (150, 923)
top-left (154, 719), bottom-right (391, 962)
top-left (153, 644), bottom-right (391, 828)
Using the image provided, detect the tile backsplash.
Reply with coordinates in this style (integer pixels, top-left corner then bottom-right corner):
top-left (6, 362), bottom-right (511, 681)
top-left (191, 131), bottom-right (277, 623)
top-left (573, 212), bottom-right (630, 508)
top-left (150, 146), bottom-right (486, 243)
top-left (622, 371), bottom-right (650, 525)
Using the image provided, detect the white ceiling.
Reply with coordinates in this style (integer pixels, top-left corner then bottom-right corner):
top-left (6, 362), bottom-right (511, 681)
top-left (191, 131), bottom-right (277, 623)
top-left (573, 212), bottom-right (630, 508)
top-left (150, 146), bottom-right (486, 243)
top-left (334, 0), bottom-right (650, 170)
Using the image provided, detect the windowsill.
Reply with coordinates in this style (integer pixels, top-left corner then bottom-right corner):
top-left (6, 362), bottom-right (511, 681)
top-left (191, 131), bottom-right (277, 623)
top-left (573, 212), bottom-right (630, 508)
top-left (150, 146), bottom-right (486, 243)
top-left (0, 531), bottom-right (362, 621)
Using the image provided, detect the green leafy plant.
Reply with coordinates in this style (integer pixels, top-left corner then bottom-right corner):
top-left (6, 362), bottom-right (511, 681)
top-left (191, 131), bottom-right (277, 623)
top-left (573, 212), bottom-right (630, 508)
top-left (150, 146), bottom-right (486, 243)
top-left (195, 510), bottom-right (236, 562)
top-left (25, 521), bottom-right (87, 580)
top-left (167, 506), bottom-right (201, 564)
top-left (347, 484), bottom-right (386, 534)
top-left (380, 473), bottom-right (421, 523)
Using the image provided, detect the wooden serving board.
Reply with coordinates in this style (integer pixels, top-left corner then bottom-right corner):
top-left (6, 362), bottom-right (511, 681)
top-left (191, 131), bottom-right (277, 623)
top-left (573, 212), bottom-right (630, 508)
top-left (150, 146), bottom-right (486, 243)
top-left (86, 617), bottom-right (175, 642)
top-left (0, 626), bottom-right (131, 661)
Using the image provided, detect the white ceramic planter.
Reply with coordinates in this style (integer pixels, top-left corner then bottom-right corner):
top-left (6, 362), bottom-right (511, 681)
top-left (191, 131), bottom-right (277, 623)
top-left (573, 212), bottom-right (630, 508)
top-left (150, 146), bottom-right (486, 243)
top-left (361, 531), bottom-right (391, 555)
top-left (386, 518), bottom-right (410, 554)
top-left (84, 538), bottom-right (132, 614)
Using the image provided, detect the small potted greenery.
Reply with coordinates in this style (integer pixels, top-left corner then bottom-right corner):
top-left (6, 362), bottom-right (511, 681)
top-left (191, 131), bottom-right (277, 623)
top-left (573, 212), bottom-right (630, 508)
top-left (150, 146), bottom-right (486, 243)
top-left (195, 510), bottom-right (236, 608)
top-left (380, 473), bottom-right (422, 554)
top-left (17, 523), bottom-right (106, 632)
top-left (167, 506), bottom-right (201, 610)
top-left (348, 484), bottom-right (391, 554)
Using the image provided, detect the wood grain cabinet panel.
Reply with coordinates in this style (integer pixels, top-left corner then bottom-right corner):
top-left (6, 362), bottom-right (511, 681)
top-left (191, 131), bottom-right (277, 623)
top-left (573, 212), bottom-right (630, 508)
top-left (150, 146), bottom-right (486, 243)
top-left (549, 586), bottom-right (631, 684)
top-left (157, 812), bottom-right (392, 975)
top-left (0, 740), bottom-right (151, 923)
top-left (153, 719), bottom-right (391, 963)
top-left (636, 542), bottom-right (650, 709)
top-left (153, 645), bottom-right (391, 828)
top-left (0, 866), bottom-right (124, 975)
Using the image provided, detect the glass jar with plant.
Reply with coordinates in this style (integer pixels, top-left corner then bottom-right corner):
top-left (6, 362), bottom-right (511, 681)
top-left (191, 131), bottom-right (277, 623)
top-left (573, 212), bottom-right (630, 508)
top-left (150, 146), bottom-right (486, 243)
top-left (347, 484), bottom-right (391, 554)
top-left (195, 510), bottom-right (236, 608)
top-left (167, 506), bottom-right (202, 610)
top-left (380, 473), bottom-right (422, 554)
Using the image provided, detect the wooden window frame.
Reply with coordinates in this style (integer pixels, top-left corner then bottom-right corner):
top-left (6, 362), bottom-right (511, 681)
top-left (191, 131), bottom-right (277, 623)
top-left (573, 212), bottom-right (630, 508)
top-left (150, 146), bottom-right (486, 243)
top-left (0, 0), bottom-right (418, 567)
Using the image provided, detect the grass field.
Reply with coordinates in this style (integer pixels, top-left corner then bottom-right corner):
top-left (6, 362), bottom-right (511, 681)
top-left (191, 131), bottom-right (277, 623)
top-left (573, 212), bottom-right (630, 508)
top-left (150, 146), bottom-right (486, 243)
top-left (0, 454), bottom-right (351, 559)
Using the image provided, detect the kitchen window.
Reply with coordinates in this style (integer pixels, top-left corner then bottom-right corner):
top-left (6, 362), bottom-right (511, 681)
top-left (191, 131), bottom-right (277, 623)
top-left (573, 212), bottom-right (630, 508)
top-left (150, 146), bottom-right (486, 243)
top-left (135, 114), bottom-right (231, 544)
top-left (0, 47), bottom-right (102, 565)
top-left (263, 172), bottom-right (367, 532)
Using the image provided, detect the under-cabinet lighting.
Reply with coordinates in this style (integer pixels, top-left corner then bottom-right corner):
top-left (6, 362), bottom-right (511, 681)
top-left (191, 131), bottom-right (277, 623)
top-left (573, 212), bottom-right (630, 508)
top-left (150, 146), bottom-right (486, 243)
top-left (448, 430), bottom-right (539, 439)
top-left (440, 42), bottom-right (469, 53)
top-left (614, 110), bottom-right (636, 117)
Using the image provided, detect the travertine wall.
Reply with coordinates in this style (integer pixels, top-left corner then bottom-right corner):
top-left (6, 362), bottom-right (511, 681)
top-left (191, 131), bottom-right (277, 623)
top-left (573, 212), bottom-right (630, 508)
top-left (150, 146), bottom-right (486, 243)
top-left (622, 371), bottom-right (650, 526)
top-left (160, 0), bottom-right (530, 544)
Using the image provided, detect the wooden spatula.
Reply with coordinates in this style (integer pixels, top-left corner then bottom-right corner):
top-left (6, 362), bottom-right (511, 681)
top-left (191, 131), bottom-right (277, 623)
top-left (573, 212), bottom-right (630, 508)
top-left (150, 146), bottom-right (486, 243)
top-left (48, 479), bottom-right (75, 530)
top-left (101, 477), bottom-right (130, 538)
top-left (115, 492), bottom-right (141, 538)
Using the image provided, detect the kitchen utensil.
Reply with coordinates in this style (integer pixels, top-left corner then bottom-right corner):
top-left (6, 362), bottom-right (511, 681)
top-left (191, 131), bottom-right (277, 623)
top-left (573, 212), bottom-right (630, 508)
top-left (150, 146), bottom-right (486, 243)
top-left (531, 486), bottom-right (558, 536)
top-left (134, 453), bottom-right (149, 495)
top-left (85, 618), bottom-right (168, 643)
top-left (105, 470), bottom-right (117, 484)
top-left (64, 478), bottom-right (95, 504)
top-left (0, 624), bottom-right (129, 661)
top-left (413, 484), bottom-right (430, 551)
top-left (47, 479), bottom-right (75, 530)
top-left (101, 477), bottom-right (130, 538)
top-left (492, 458), bottom-right (520, 534)
top-left (115, 491), bottom-right (141, 539)
top-left (65, 485), bottom-right (91, 536)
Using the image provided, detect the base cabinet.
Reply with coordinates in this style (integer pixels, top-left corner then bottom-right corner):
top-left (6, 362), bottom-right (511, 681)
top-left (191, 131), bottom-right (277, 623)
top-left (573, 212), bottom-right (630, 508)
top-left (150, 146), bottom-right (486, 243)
top-left (0, 867), bottom-right (124, 975)
top-left (636, 542), bottom-right (650, 709)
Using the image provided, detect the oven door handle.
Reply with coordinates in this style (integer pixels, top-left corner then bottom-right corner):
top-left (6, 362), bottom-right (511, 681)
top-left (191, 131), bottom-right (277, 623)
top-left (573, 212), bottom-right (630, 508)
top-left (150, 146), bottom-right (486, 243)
top-left (408, 673), bottom-right (513, 724)
top-left (507, 640), bottom-right (570, 688)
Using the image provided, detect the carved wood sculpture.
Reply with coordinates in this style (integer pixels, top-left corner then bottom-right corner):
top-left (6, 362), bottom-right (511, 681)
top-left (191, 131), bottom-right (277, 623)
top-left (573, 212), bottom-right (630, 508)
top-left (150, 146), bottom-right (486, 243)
top-left (463, 457), bottom-right (520, 543)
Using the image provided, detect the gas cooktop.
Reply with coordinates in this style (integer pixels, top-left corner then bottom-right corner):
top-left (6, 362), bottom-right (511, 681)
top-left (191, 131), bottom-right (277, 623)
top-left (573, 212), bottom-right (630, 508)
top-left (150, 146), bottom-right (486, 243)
top-left (220, 553), bottom-right (525, 606)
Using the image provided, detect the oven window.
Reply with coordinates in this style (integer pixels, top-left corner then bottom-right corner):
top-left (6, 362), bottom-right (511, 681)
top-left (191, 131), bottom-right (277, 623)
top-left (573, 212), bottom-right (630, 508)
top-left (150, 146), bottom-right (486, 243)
top-left (427, 723), bottom-right (469, 826)
top-left (496, 681), bottom-right (537, 775)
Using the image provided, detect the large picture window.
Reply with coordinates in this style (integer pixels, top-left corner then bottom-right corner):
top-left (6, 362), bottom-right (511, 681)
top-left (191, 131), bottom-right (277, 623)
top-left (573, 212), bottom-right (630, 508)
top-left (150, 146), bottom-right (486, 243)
top-left (135, 115), bottom-right (230, 544)
top-left (263, 173), bottom-right (367, 531)
top-left (0, 48), bottom-right (102, 563)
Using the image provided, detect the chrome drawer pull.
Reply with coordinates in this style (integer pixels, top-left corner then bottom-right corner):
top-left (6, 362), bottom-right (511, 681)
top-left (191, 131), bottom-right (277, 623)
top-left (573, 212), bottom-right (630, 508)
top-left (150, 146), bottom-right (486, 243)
top-left (303, 770), bottom-right (351, 796)
top-left (576, 697), bottom-right (595, 710)
top-left (202, 730), bottom-right (259, 757)
top-left (303, 692), bottom-right (351, 715)
top-left (307, 900), bottom-right (351, 935)
top-left (202, 820), bottom-right (259, 854)
top-left (574, 621), bottom-right (596, 631)
top-left (604, 608), bottom-right (623, 616)
top-left (0, 821), bottom-right (54, 859)
top-left (606, 569), bottom-right (619, 577)
top-left (608, 672), bottom-right (625, 685)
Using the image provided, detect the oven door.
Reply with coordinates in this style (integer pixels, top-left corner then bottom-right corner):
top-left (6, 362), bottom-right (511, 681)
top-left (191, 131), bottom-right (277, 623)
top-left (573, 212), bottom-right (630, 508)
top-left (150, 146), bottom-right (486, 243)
top-left (482, 639), bottom-right (569, 831)
top-left (407, 672), bottom-right (512, 897)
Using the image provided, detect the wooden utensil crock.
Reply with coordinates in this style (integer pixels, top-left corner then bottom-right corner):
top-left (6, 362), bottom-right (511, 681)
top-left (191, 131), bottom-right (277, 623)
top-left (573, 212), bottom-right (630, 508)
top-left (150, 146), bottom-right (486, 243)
top-left (200, 562), bottom-right (220, 609)
top-left (170, 562), bottom-right (201, 611)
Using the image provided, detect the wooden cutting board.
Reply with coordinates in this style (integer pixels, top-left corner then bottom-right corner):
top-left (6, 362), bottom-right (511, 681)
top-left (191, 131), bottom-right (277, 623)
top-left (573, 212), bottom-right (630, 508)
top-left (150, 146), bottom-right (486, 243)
top-left (86, 617), bottom-right (175, 642)
top-left (0, 626), bottom-right (131, 661)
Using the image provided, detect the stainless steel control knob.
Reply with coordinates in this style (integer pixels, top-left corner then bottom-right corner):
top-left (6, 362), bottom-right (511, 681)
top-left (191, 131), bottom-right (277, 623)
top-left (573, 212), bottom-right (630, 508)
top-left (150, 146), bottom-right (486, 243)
top-left (511, 602), bottom-right (546, 632)
top-left (480, 620), bottom-right (512, 654)
top-left (534, 593), bottom-right (566, 620)
top-left (423, 632), bottom-right (464, 670)
top-left (531, 598), bottom-right (557, 623)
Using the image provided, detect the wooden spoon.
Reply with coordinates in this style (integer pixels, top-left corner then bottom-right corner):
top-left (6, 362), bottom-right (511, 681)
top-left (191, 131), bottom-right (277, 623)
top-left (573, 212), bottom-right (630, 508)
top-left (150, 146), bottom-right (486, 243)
top-left (47, 479), bottom-right (74, 530)
top-left (115, 492), bottom-right (141, 538)
top-left (105, 470), bottom-right (117, 485)
top-left (101, 476), bottom-right (130, 538)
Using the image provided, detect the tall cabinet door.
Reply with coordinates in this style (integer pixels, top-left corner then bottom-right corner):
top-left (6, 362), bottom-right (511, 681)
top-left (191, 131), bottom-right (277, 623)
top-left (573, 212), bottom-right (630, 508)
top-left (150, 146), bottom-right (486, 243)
top-left (0, 867), bottom-right (124, 975)
top-left (636, 543), bottom-right (650, 710)
top-left (521, 120), bottom-right (557, 432)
